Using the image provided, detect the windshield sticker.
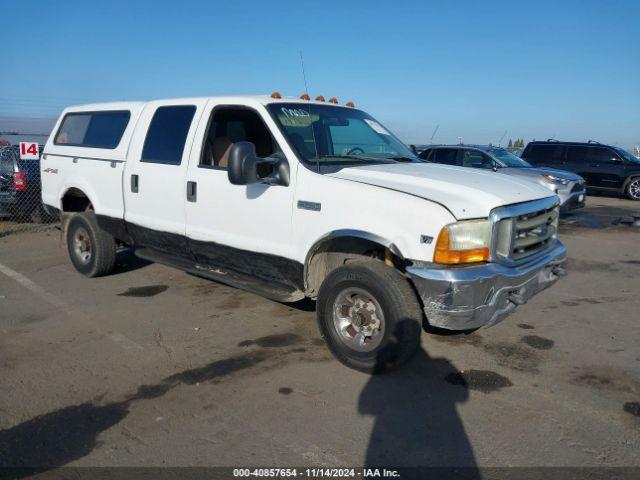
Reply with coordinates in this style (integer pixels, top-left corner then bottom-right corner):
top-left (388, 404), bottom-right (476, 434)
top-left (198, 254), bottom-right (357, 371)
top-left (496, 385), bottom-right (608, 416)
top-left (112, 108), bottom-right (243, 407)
top-left (364, 119), bottom-right (389, 135)
top-left (278, 107), bottom-right (318, 127)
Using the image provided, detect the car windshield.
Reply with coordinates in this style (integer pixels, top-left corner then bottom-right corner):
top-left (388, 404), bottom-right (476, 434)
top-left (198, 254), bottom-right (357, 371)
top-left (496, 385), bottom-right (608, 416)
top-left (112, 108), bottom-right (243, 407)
top-left (488, 148), bottom-right (532, 168)
top-left (267, 103), bottom-right (418, 168)
top-left (615, 147), bottom-right (640, 163)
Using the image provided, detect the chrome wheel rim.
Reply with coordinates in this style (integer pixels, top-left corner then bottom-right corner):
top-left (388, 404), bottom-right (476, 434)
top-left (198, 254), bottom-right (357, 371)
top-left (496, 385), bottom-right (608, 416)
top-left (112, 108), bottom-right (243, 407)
top-left (332, 287), bottom-right (385, 352)
top-left (73, 227), bottom-right (92, 264)
top-left (629, 180), bottom-right (640, 200)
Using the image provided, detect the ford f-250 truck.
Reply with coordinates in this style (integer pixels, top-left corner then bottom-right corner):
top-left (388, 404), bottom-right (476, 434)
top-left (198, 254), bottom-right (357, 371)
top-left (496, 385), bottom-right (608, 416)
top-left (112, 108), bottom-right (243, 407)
top-left (41, 94), bottom-right (566, 372)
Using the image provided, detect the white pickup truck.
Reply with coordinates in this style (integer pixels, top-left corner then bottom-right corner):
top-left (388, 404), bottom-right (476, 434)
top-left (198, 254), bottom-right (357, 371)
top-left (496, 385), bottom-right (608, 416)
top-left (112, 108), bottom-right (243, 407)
top-left (41, 94), bottom-right (566, 372)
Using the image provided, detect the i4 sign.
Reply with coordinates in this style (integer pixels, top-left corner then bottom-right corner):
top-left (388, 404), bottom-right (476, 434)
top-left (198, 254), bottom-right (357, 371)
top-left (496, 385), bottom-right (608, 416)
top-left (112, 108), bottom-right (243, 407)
top-left (20, 142), bottom-right (39, 160)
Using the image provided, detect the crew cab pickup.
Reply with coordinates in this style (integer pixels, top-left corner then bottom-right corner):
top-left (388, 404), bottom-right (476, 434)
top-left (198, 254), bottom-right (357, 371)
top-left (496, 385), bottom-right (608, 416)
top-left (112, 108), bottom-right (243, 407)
top-left (41, 95), bottom-right (567, 372)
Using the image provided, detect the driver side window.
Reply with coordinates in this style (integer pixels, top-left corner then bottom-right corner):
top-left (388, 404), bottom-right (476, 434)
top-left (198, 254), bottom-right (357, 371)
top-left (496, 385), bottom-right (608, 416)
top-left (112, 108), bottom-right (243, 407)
top-left (463, 149), bottom-right (494, 169)
top-left (200, 108), bottom-right (279, 170)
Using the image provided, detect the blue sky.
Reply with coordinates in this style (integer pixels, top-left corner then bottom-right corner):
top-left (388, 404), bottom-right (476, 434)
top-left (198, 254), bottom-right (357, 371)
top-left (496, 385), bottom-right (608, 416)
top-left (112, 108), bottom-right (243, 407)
top-left (1, 0), bottom-right (638, 146)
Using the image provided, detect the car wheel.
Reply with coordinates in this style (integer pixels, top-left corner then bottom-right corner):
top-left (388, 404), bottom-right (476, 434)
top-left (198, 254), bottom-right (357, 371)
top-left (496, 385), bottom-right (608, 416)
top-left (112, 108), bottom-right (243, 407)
top-left (316, 259), bottom-right (423, 373)
top-left (626, 177), bottom-right (640, 201)
top-left (66, 212), bottom-right (116, 277)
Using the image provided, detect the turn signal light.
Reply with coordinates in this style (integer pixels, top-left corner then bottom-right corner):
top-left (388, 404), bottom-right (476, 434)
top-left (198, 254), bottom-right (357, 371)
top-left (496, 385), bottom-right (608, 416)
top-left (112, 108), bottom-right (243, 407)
top-left (300, 93), bottom-right (310, 100)
top-left (328, 97), bottom-right (338, 104)
top-left (346, 101), bottom-right (355, 107)
top-left (315, 95), bottom-right (325, 102)
top-left (433, 226), bottom-right (490, 264)
top-left (270, 92), bottom-right (282, 99)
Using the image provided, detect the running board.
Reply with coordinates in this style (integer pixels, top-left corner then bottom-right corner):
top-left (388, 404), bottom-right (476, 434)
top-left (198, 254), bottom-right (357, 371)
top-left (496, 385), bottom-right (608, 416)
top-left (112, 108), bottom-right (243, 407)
top-left (134, 248), bottom-right (304, 303)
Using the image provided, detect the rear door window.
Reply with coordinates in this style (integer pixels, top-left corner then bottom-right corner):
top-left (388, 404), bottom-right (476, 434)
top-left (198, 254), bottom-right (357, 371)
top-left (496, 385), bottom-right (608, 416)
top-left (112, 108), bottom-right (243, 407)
top-left (524, 145), bottom-right (565, 164)
top-left (141, 105), bottom-right (197, 165)
top-left (54, 111), bottom-right (130, 148)
top-left (566, 146), bottom-right (590, 163)
top-left (434, 148), bottom-right (459, 165)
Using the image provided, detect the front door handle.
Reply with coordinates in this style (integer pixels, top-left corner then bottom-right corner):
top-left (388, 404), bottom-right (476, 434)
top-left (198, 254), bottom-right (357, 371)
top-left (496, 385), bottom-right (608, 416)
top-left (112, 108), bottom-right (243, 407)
top-left (187, 181), bottom-right (197, 202)
top-left (131, 174), bottom-right (139, 193)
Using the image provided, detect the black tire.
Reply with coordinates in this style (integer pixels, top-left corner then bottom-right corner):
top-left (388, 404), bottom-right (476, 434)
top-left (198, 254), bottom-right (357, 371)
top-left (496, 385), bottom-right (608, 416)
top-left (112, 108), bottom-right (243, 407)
top-left (625, 177), bottom-right (640, 201)
top-left (66, 212), bottom-right (116, 277)
top-left (316, 259), bottom-right (423, 373)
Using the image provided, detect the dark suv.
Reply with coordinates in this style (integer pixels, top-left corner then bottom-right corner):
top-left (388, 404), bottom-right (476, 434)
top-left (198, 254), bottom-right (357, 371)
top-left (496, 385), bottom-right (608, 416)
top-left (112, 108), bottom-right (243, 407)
top-left (0, 144), bottom-right (53, 222)
top-left (521, 141), bottom-right (640, 200)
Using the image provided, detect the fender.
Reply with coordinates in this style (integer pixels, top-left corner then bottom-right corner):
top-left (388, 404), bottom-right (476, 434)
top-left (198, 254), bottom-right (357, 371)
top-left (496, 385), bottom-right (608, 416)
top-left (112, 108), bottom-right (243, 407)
top-left (622, 172), bottom-right (640, 191)
top-left (58, 180), bottom-right (99, 212)
top-left (303, 229), bottom-right (404, 291)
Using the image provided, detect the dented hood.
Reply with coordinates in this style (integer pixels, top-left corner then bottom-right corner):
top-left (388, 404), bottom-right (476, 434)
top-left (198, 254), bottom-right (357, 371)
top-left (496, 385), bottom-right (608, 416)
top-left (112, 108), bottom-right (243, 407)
top-left (328, 162), bottom-right (556, 219)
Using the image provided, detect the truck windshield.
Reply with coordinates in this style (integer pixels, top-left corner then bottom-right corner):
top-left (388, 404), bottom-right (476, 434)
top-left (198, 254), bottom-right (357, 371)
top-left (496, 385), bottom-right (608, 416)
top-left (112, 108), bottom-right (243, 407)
top-left (488, 148), bottom-right (532, 168)
top-left (267, 103), bottom-right (418, 167)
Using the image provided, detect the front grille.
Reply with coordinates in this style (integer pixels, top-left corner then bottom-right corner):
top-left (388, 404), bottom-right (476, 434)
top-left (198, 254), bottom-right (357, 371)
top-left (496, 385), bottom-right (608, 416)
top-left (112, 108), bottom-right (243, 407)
top-left (511, 205), bottom-right (558, 260)
top-left (492, 198), bottom-right (559, 263)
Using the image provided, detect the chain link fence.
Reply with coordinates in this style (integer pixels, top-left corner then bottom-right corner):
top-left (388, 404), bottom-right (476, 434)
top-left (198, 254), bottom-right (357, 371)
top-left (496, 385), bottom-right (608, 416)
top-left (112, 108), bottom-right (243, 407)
top-left (0, 144), bottom-right (59, 238)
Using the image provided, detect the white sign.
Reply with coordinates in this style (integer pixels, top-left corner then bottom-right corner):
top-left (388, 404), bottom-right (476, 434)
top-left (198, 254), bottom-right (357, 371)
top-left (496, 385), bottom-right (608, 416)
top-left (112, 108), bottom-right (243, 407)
top-left (19, 142), bottom-right (40, 160)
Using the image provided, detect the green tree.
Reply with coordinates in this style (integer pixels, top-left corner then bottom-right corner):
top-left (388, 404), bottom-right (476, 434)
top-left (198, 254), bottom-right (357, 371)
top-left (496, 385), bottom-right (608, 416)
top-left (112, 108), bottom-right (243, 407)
top-left (508, 139), bottom-right (513, 148)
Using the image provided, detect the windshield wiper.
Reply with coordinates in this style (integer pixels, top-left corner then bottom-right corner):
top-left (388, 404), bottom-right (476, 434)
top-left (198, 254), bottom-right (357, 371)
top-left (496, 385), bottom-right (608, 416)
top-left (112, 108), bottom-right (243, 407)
top-left (313, 155), bottom-right (386, 162)
top-left (385, 156), bottom-right (417, 162)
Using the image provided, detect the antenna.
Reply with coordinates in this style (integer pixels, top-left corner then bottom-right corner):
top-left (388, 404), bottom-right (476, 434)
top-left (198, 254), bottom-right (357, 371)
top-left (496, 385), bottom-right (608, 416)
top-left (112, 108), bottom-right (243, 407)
top-left (299, 51), bottom-right (321, 173)
top-left (429, 124), bottom-right (440, 144)
top-left (498, 130), bottom-right (507, 146)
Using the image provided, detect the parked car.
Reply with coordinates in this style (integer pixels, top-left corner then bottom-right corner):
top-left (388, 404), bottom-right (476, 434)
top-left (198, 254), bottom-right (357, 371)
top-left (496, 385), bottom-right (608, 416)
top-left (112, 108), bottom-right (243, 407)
top-left (418, 144), bottom-right (586, 212)
top-left (0, 144), bottom-right (53, 222)
top-left (521, 140), bottom-right (640, 200)
top-left (41, 95), bottom-right (566, 372)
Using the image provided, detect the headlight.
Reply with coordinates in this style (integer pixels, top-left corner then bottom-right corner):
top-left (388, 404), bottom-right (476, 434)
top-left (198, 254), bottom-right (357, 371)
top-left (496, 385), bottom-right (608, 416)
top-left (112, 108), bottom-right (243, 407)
top-left (542, 174), bottom-right (571, 185)
top-left (434, 219), bottom-right (491, 264)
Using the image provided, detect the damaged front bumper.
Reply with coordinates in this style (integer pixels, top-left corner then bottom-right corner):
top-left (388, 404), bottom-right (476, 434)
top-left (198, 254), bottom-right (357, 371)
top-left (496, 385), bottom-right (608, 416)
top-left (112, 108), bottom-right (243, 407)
top-left (406, 241), bottom-right (566, 331)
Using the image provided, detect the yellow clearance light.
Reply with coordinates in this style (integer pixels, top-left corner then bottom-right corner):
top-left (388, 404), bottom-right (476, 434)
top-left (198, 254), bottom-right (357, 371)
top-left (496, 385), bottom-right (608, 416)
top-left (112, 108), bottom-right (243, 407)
top-left (271, 92), bottom-right (282, 99)
top-left (300, 93), bottom-right (310, 100)
top-left (315, 95), bottom-right (325, 102)
top-left (346, 101), bottom-right (355, 107)
top-left (328, 97), bottom-right (338, 104)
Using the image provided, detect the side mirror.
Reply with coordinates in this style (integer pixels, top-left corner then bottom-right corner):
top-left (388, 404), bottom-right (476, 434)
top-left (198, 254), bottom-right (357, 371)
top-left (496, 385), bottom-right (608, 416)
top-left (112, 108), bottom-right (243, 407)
top-left (409, 144), bottom-right (418, 155)
top-left (227, 141), bottom-right (290, 187)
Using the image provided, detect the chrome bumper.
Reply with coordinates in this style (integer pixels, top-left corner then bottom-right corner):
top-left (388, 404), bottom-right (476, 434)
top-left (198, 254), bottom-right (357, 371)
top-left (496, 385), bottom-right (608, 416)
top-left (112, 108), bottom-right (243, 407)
top-left (407, 241), bottom-right (567, 331)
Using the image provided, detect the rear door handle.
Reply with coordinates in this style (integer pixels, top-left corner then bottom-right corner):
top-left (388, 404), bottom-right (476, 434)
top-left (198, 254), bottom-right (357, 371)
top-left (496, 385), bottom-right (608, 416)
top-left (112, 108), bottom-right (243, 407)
top-left (187, 181), bottom-right (197, 202)
top-left (131, 174), bottom-right (139, 193)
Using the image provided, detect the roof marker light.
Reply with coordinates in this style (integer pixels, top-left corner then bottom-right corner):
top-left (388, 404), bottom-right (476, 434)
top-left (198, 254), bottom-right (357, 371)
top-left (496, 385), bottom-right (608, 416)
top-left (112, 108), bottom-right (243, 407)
top-left (328, 97), bottom-right (338, 104)
top-left (346, 101), bottom-right (355, 107)
top-left (270, 92), bottom-right (282, 99)
top-left (300, 93), bottom-right (310, 100)
top-left (315, 95), bottom-right (325, 102)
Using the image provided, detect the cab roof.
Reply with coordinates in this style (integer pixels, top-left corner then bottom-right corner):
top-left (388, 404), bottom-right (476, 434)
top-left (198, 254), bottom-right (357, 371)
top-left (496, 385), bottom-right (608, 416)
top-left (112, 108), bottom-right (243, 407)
top-left (63, 95), bottom-right (354, 113)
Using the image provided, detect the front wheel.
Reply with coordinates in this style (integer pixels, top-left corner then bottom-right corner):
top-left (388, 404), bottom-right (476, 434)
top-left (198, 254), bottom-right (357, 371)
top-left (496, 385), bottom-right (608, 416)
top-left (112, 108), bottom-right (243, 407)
top-left (66, 212), bottom-right (116, 277)
top-left (626, 177), bottom-right (640, 201)
top-left (316, 260), bottom-right (423, 373)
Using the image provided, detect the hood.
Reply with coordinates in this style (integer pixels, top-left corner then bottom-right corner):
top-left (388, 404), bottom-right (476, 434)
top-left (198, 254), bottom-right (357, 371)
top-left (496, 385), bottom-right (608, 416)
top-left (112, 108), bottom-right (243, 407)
top-left (328, 163), bottom-right (556, 219)
top-left (501, 167), bottom-right (584, 183)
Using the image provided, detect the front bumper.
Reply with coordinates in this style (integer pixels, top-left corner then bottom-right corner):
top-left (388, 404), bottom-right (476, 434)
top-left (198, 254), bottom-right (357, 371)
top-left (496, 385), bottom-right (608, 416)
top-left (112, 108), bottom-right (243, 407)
top-left (406, 241), bottom-right (566, 331)
top-left (559, 190), bottom-right (586, 213)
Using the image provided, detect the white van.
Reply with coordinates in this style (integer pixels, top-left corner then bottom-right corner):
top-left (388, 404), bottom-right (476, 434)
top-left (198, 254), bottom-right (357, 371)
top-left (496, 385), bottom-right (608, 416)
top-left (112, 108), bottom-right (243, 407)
top-left (41, 94), bottom-right (566, 372)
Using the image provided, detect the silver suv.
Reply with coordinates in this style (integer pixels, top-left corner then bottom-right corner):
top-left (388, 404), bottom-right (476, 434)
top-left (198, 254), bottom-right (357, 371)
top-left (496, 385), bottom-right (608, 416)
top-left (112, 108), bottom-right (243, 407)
top-left (418, 144), bottom-right (586, 212)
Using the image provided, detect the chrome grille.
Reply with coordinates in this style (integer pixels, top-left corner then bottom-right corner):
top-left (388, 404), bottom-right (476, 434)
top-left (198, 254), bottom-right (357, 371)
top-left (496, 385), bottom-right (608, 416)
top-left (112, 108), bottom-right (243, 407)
top-left (512, 206), bottom-right (558, 260)
top-left (491, 197), bottom-right (560, 264)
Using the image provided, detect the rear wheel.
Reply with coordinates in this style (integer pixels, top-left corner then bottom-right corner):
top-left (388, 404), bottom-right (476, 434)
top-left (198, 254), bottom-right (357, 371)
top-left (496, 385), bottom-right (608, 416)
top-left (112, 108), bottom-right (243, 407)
top-left (316, 259), bottom-right (423, 373)
top-left (66, 212), bottom-right (116, 277)
top-left (626, 177), bottom-right (640, 201)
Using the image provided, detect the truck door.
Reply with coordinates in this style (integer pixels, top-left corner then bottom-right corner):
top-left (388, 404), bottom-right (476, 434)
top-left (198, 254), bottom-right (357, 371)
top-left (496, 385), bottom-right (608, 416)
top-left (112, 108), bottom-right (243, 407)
top-left (184, 102), bottom-right (297, 290)
top-left (123, 100), bottom-right (206, 257)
